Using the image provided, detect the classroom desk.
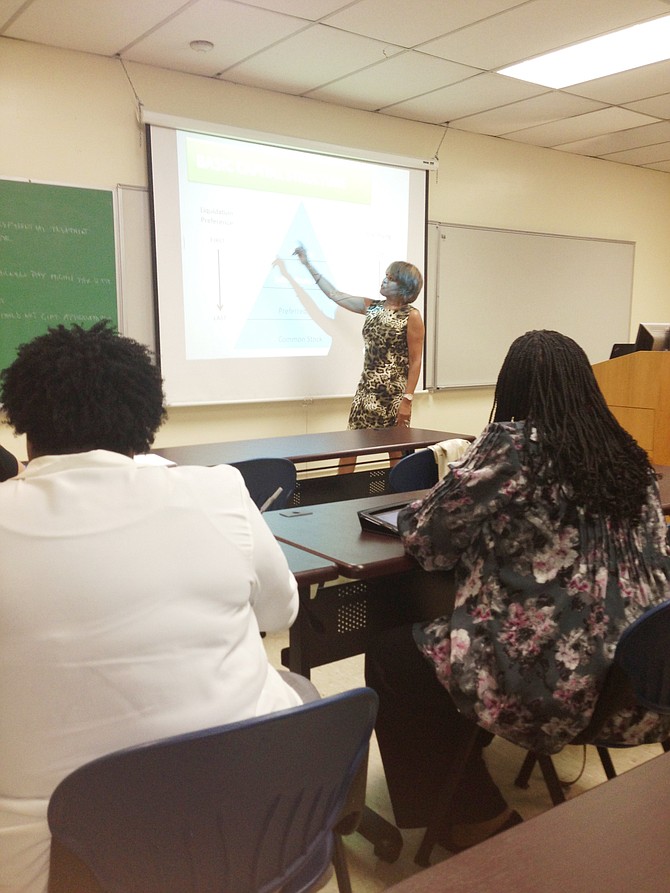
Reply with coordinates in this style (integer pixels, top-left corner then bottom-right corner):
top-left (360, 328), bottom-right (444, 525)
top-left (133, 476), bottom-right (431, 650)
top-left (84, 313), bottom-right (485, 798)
top-left (155, 428), bottom-right (473, 507)
top-left (267, 490), bottom-right (425, 579)
top-left (278, 542), bottom-right (339, 589)
top-left (265, 489), bottom-right (453, 680)
top-left (154, 427), bottom-right (472, 467)
top-left (383, 750), bottom-right (670, 893)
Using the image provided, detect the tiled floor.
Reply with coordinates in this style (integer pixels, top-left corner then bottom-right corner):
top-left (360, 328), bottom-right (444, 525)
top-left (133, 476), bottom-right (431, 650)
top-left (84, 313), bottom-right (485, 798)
top-left (264, 630), bottom-right (666, 893)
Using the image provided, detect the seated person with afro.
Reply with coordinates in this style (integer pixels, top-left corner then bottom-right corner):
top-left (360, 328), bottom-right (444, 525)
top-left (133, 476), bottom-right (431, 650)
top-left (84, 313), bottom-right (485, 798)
top-left (0, 320), bottom-right (311, 893)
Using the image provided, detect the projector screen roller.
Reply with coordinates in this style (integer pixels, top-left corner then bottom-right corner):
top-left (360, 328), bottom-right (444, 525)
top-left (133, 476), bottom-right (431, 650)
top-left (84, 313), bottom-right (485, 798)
top-left (147, 124), bottom-right (428, 405)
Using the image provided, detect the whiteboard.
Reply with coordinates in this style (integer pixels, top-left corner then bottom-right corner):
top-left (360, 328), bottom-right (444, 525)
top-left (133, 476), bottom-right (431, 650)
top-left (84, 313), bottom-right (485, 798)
top-left (424, 223), bottom-right (635, 389)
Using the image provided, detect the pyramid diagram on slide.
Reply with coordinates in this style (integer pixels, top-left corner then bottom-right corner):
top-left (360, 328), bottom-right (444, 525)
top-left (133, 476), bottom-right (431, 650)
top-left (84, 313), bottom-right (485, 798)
top-left (235, 204), bottom-right (334, 352)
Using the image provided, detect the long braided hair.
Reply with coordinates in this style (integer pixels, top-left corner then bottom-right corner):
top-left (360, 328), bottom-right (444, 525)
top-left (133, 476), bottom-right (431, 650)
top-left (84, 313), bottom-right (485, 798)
top-left (491, 330), bottom-right (655, 525)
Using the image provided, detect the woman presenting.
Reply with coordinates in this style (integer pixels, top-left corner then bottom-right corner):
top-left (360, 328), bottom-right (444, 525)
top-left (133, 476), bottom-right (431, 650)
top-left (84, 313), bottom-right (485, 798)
top-left (293, 245), bottom-right (424, 472)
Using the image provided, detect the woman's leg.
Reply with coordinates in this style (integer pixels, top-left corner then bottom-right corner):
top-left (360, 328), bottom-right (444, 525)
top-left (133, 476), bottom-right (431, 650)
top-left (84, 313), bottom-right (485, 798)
top-left (365, 624), bottom-right (508, 828)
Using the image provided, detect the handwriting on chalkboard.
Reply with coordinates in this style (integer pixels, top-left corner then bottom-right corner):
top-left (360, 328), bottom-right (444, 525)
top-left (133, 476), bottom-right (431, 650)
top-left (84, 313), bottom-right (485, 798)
top-left (0, 179), bottom-right (118, 370)
top-left (0, 220), bottom-right (90, 235)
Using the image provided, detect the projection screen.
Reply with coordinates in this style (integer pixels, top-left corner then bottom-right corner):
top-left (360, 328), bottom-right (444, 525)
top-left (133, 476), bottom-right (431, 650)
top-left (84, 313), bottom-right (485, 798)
top-left (147, 120), bottom-right (430, 405)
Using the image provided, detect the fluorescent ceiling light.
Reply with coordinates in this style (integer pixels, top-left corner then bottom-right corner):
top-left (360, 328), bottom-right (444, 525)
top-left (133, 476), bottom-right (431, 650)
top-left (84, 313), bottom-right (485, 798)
top-left (498, 14), bottom-right (670, 88)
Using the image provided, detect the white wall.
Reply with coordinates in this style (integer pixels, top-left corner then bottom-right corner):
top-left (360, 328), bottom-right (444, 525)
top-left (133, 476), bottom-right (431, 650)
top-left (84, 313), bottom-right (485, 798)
top-left (2, 38), bottom-right (670, 457)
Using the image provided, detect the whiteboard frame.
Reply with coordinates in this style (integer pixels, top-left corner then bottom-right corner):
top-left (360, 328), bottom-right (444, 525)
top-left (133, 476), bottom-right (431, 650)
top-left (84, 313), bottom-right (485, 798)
top-left (425, 222), bottom-right (635, 390)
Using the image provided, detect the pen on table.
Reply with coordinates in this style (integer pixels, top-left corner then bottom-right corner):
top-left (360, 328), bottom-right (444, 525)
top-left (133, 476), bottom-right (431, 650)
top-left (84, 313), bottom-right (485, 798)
top-left (260, 487), bottom-right (284, 513)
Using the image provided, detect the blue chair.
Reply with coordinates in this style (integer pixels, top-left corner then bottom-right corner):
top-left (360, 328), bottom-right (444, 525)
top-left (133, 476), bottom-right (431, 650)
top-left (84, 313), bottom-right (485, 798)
top-left (415, 601), bottom-right (670, 867)
top-left (47, 687), bottom-right (378, 893)
top-left (388, 449), bottom-right (439, 493)
top-left (229, 457), bottom-right (297, 510)
top-left (514, 599), bottom-right (670, 805)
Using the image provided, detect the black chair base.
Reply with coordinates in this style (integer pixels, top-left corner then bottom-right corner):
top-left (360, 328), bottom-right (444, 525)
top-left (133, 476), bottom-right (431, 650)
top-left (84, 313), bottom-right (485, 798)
top-left (357, 806), bottom-right (404, 863)
top-left (514, 740), bottom-right (670, 806)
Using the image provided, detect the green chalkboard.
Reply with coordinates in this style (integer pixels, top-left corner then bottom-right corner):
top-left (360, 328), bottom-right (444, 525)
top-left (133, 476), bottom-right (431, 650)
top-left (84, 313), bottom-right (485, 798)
top-left (0, 179), bottom-right (117, 372)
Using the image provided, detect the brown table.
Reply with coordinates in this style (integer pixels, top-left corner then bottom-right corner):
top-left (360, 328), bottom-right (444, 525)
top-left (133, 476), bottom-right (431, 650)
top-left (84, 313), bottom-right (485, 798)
top-left (384, 751), bottom-right (670, 893)
top-left (278, 542), bottom-right (339, 589)
top-left (267, 490), bottom-right (425, 579)
top-left (153, 428), bottom-right (473, 467)
top-left (265, 490), bottom-right (453, 682)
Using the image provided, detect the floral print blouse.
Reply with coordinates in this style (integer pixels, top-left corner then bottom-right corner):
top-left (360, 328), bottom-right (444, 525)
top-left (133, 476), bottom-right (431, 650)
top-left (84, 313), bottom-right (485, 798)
top-left (398, 421), bottom-right (670, 754)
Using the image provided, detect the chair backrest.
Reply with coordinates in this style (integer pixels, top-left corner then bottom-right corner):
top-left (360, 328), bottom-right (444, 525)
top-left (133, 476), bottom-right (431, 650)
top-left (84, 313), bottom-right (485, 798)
top-left (615, 600), bottom-right (670, 714)
top-left (229, 457), bottom-right (297, 510)
top-left (48, 687), bottom-right (378, 893)
top-left (389, 449), bottom-right (439, 493)
top-left (573, 601), bottom-right (670, 745)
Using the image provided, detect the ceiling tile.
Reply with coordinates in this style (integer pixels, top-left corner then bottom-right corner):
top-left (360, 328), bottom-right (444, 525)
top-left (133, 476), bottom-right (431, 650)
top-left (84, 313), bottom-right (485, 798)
top-left (600, 141), bottom-right (670, 164)
top-left (306, 51), bottom-right (477, 111)
top-left (505, 107), bottom-right (661, 146)
top-left (643, 159), bottom-right (670, 172)
top-left (554, 121), bottom-right (670, 156)
top-left (322, 0), bottom-right (524, 49)
top-left (2, 0), bottom-right (187, 54)
top-left (419, 0), bottom-right (670, 70)
top-left (220, 23), bottom-right (401, 94)
top-left (566, 59), bottom-right (670, 105)
top-left (625, 93), bottom-right (670, 118)
top-left (626, 93), bottom-right (670, 118)
top-left (450, 91), bottom-right (605, 136)
top-left (122, 0), bottom-right (307, 74)
top-left (238, 0), bottom-right (351, 18)
top-left (382, 72), bottom-right (545, 124)
top-left (0, 0), bottom-right (29, 28)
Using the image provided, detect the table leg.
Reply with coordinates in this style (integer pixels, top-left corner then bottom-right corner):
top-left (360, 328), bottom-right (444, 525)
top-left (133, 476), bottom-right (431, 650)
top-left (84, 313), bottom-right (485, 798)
top-left (282, 583), bottom-right (313, 678)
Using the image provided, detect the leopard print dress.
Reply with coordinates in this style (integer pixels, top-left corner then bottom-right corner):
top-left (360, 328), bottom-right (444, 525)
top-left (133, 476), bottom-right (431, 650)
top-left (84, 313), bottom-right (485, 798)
top-left (347, 301), bottom-right (414, 430)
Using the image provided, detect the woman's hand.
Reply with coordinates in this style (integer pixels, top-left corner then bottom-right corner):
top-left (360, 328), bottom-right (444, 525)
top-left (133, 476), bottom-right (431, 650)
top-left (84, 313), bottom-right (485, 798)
top-left (397, 398), bottom-right (412, 428)
top-left (293, 244), bottom-right (308, 265)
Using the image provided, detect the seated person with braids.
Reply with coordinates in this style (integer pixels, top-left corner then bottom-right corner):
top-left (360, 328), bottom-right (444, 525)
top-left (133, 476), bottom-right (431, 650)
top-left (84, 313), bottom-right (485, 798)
top-left (365, 329), bottom-right (670, 852)
top-left (0, 321), bottom-right (310, 893)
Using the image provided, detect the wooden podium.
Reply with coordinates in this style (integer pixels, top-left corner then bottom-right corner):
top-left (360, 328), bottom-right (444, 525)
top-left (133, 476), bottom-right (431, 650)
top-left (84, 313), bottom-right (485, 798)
top-left (593, 351), bottom-right (670, 464)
